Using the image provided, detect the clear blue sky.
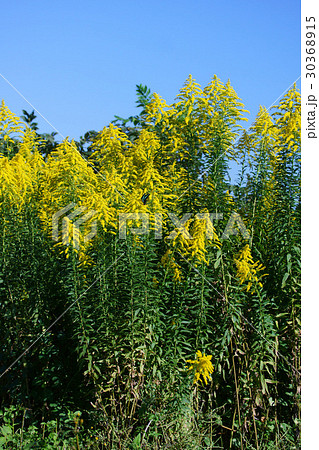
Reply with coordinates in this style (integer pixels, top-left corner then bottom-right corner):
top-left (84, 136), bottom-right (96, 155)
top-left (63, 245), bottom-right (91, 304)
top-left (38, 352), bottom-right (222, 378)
top-left (1, 0), bottom-right (300, 145)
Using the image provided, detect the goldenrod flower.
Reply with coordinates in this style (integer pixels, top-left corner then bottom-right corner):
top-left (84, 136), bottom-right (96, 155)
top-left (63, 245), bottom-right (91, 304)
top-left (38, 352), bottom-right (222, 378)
top-left (186, 350), bottom-right (214, 385)
top-left (0, 100), bottom-right (24, 145)
top-left (234, 244), bottom-right (265, 291)
top-left (161, 249), bottom-right (182, 283)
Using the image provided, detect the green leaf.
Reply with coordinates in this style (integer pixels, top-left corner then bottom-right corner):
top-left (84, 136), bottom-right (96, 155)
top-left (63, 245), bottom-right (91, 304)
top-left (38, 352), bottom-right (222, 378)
top-left (132, 433), bottom-right (141, 448)
top-left (281, 272), bottom-right (289, 288)
top-left (0, 425), bottom-right (12, 436)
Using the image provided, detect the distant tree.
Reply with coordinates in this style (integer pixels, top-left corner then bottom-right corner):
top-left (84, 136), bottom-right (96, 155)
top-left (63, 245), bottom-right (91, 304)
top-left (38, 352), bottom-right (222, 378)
top-left (112, 84), bottom-right (152, 141)
top-left (75, 130), bottom-right (99, 160)
top-left (20, 110), bottom-right (39, 131)
top-left (17, 86), bottom-right (152, 161)
top-left (19, 109), bottom-right (59, 158)
top-left (20, 110), bottom-right (99, 161)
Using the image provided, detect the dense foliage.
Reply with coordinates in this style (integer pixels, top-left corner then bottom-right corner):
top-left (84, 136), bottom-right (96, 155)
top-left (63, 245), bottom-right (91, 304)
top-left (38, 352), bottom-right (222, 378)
top-left (0, 75), bottom-right (300, 449)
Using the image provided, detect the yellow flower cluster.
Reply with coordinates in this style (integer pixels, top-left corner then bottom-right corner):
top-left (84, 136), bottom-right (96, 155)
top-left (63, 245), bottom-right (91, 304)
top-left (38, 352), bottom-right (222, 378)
top-left (186, 350), bottom-right (214, 385)
top-left (163, 214), bottom-right (220, 269)
top-left (161, 249), bottom-right (182, 283)
top-left (273, 84), bottom-right (301, 157)
top-left (0, 100), bottom-right (24, 145)
top-left (0, 101), bottom-right (180, 264)
top-left (234, 244), bottom-right (266, 292)
top-left (0, 149), bottom-right (35, 211)
top-left (145, 74), bottom-right (248, 171)
top-left (1, 74), bottom-right (284, 276)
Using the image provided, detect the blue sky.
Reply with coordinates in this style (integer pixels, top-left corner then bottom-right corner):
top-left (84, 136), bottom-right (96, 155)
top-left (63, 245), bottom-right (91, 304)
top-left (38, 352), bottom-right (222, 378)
top-left (1, 0), bottom-right (300, 148)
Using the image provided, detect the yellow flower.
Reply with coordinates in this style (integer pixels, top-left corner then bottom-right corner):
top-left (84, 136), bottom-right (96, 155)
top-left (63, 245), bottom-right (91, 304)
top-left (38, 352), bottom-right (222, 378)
top-left (161, 249), bottom-right (182, 283)
top-left (186, 215), bottom-right (221, 265)
top-left (186, 350), bottom-right (214, 385)
top-left (234, 244), bottom-right (266, 291)
top-left (0, 100), bottom-right (24, 146)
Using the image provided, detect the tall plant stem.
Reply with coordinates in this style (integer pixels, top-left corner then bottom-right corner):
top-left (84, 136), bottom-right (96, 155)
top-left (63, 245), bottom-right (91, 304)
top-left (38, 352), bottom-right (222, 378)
top-left (243, 340), bottom-right (259, 450)
top-left (231, 337), bottom-right (243, 450)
